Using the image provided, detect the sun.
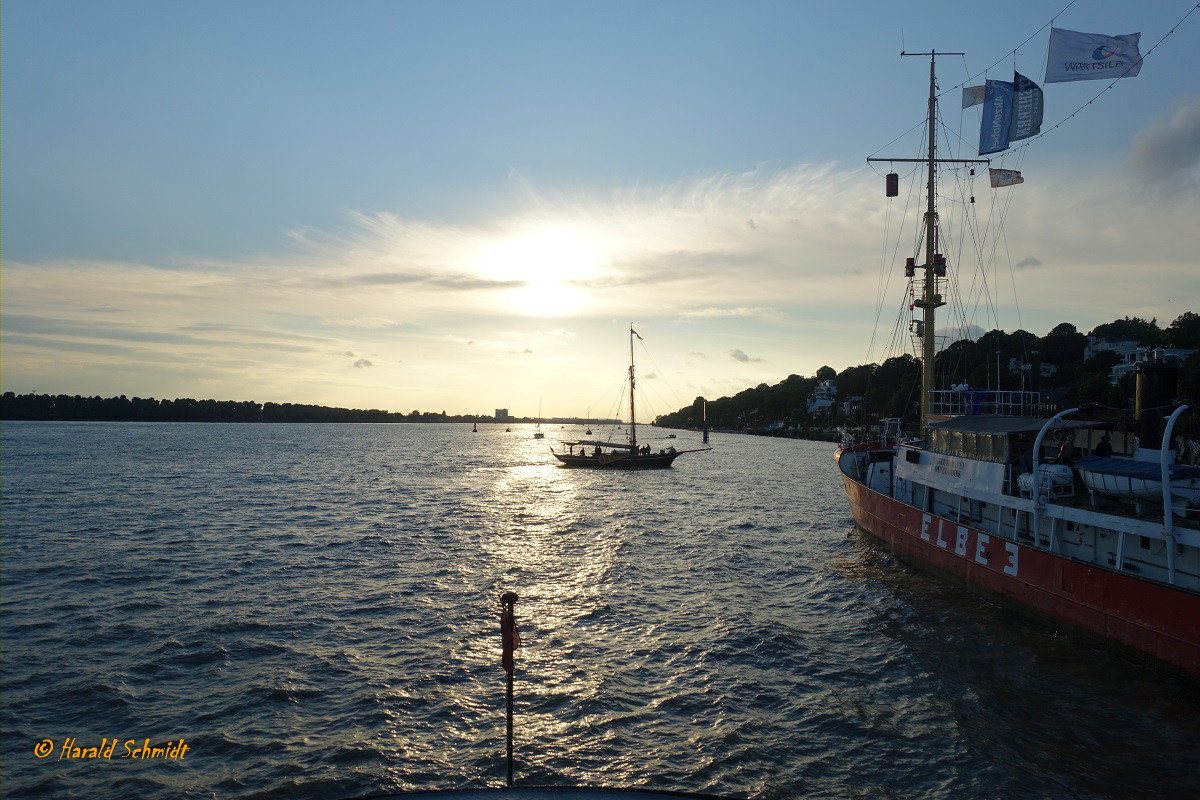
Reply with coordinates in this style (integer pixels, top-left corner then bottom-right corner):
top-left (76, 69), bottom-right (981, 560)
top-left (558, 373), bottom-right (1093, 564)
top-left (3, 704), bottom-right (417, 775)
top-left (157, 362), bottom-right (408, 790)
top-left (479, 229), bottom-right (600, 316)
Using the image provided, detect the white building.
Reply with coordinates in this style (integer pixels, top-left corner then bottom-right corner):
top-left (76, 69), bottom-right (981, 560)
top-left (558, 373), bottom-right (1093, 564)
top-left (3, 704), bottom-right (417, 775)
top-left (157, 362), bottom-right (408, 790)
top-left (808, 380), bottom-right (837, 415)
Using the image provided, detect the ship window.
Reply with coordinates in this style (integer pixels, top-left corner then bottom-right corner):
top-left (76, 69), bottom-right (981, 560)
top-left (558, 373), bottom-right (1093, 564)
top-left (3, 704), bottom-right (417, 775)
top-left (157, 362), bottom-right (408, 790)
top-left (1140, 536), bottom-right (1150, 550)
top-left (929, 427), bottom-right (1009, 463)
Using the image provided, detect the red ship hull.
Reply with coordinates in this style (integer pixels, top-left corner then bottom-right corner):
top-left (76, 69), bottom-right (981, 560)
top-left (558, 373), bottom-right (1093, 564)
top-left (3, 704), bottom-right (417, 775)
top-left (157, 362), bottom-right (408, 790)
top-left (836, 450), bottom-right (1200, 680)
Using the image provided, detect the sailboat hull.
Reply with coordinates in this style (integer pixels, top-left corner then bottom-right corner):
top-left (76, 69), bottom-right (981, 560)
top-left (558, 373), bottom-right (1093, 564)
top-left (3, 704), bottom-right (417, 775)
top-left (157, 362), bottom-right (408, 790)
top-left (553, 452), bottom-right (680, 469)
top-left (835, 446), bottom-right (1200, 679)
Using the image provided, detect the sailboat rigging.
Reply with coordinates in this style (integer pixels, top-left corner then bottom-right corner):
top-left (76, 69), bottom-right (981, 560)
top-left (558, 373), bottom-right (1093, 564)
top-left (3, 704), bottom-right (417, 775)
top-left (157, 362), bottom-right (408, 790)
top-left (552, 326), bottom-right (709, 469)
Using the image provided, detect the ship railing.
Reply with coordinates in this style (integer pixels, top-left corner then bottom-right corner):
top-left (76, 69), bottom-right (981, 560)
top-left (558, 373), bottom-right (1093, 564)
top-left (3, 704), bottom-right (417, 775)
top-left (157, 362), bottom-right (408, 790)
top-left (930, 389), bottom-right (1041, 418)
top-left (839, 418), bottom-right (909, 449)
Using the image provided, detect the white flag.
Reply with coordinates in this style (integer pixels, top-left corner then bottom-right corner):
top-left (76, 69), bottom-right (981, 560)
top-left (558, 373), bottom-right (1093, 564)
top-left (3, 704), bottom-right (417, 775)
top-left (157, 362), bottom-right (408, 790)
top-left (962, 85), bottom-right (986, 109)
top-left (1045, 27), bottom-right (1141, 83)
top-left (989, 168), bottom-right (1024, 188)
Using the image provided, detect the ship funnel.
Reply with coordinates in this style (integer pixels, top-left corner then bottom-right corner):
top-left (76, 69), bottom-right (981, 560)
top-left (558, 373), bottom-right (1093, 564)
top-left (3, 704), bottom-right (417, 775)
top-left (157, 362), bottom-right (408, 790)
top-left (1135, 350), bottom-right (1180, 450)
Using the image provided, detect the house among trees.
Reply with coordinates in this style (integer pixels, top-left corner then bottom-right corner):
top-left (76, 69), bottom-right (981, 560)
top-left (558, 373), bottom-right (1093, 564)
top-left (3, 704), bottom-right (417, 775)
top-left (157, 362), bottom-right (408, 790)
top-left (807, 379), bottom-right (837, 416)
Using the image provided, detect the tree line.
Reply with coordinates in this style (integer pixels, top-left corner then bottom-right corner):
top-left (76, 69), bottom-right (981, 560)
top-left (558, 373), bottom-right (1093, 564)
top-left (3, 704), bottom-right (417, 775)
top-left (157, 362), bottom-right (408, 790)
top-left (0, 394), bottom-right (501, 424)
top-left (5, 314), bottom-right (1198, 428)
top-left (653, 313), bottom-right (1200, 436)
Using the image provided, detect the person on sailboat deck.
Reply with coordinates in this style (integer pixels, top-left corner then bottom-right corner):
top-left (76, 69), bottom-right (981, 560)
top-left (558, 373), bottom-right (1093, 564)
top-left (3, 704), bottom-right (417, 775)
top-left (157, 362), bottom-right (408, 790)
top-left (1094, 434), bottom-right (1114, 458)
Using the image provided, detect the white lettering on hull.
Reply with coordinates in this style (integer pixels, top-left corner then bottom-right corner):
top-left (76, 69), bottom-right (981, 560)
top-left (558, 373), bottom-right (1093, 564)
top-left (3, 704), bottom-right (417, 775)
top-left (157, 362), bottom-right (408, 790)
top-left (917, 513), bottom-right (1018, 578)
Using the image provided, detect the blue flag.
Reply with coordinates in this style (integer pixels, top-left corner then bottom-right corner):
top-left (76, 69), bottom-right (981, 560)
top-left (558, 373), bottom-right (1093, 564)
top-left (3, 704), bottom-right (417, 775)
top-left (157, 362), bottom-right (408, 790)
top-left (1010, 72), bottom-right (1043, 142)
top-left (978, 72), bottom-right (1043, 155)
top-left (978, 79), bottom-right (1013, 155)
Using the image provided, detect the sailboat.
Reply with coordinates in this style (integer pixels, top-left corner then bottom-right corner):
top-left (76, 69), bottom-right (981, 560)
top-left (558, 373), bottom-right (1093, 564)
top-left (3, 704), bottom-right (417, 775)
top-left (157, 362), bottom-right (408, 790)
top-left (552, 327), bottom-right (709, 469)
top-left (533, 399), bottom-right (545, 439)
top-left (835, 52), bottom-right (1200, 679)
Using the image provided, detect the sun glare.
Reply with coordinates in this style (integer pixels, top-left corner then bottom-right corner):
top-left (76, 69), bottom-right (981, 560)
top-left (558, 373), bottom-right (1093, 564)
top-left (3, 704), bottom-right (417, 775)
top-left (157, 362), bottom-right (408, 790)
top-left (479, 229), bottom-right (600, 316)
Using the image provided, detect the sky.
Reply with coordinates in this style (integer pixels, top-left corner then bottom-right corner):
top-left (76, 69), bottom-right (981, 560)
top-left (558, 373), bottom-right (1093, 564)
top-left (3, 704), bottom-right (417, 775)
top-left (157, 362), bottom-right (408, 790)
top-left (4, 0), bottom-right (1199, 419)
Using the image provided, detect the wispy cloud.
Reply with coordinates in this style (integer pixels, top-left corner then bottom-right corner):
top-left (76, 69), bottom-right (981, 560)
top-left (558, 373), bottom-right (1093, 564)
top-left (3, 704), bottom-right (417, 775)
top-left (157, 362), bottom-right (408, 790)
top-left (1130, 96), bottom-right (1200, 195)
top-left (682, 307), bottom-right (780, 319)
top-left (5, 147), bottom-right (1199, 412)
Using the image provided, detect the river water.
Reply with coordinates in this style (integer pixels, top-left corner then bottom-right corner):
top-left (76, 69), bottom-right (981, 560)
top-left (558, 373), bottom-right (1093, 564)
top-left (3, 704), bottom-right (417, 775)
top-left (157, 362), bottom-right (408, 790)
top-left (2, 421), bottom-right (1198, 799)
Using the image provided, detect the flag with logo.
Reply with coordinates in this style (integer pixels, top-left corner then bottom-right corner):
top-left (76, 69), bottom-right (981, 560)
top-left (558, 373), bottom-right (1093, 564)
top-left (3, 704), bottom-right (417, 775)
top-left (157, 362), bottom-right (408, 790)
top-left (1010, 72), bottom-right (1043, 141)
top-left (989, 168), bottom-right (1024, 188)
top-left (977, 72), bottom-right (1043, 155)
top-left (978, 79), bottom-right (1014, 155)
top-left (1045, 27), bottom-right (1142, 83)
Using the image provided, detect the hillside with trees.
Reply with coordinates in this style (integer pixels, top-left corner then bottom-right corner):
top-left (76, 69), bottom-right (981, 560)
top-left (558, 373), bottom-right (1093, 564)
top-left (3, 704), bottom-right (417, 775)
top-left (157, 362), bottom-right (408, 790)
top-left (4, 314), bottom-right (1198, 429)
top-left (653, 313), bottom-right (1200, 437)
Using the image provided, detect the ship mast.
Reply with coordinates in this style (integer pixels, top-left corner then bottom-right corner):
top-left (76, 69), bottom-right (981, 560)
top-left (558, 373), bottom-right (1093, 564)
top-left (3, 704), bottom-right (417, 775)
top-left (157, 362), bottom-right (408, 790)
top-left (868, 50), bottom-right (988, 437)
top-left (628, 325), bottom-right (637, 449)
top-left (919, 52), bottom-right (942, 436)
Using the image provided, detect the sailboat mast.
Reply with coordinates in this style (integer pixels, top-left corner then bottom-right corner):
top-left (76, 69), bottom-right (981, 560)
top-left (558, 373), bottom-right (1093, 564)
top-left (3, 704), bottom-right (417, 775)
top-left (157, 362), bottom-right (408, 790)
top-left (628, 325), bottom-right (637, 449)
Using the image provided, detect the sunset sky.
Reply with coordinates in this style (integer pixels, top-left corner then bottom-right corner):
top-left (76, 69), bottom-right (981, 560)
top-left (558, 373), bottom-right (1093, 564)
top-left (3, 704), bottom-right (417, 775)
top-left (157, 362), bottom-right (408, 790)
top-left (5, 0), bottom-right (1199, 418)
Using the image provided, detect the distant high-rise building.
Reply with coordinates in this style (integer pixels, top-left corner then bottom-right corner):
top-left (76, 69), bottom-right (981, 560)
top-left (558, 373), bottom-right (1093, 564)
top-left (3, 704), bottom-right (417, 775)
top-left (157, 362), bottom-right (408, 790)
top-left (495, 408), bottom-right (510, 421)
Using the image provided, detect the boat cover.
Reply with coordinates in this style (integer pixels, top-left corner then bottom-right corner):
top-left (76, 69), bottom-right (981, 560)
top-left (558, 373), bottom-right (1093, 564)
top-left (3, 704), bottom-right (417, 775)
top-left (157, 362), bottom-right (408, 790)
top-left (1075, 455), bottom-right (1200, 482)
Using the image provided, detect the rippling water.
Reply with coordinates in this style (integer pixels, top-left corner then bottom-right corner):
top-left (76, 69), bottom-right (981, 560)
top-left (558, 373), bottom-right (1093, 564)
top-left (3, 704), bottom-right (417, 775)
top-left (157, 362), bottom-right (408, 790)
top-left (3, 421), bottom-right (1198, 799)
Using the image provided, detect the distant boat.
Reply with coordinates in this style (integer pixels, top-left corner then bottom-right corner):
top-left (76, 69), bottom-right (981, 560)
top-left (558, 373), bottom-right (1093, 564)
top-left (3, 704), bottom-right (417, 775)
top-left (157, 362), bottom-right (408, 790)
top-left (552, 326), bottom-right (708, 469)
top-left (533, 399), bottom-right (544, 439)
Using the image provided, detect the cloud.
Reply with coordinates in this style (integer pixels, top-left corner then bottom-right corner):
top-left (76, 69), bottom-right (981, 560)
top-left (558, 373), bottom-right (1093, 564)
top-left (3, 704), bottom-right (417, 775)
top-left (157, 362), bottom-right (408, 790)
top-left (5, 159), bottom-right (1198, 413)
top-left (1130, 97), bottom-right (1200, 194)
top-left (353, 359), bottom-right (373, 368)
top-left (729, 349), bottom-right (764, 363)
top-left (681, 306), bottom-right (779, 319)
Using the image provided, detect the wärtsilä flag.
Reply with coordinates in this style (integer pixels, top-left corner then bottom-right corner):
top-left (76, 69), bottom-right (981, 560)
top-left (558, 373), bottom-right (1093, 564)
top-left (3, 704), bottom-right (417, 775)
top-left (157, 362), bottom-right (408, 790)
top-left (1045, 27), bottom-right (1142, 83)
top-left (989, 168), bottom-right (1024, 188)
top-left (962, 85), bottom-right (985, 109)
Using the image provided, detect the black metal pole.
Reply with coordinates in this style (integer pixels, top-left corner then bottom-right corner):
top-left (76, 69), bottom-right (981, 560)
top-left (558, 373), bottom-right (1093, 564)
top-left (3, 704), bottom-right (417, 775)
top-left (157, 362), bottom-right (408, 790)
top-left (506, 669), bottom-right (514, 787)
top-left (500, 591), bottom-right (519, 787)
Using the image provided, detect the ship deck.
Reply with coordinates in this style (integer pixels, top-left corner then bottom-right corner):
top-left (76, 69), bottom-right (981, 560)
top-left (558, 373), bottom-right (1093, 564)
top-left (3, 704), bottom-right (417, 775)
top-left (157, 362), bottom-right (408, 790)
top-left (1038, 475), bottom-right (1200, 532)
